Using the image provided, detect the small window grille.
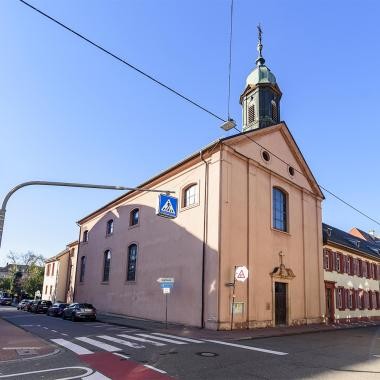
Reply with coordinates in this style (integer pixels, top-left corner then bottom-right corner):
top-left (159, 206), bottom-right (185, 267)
top-left (271, 101), bottom-right (278, 122)
top-left (248, 104), bottom-right (255, 124)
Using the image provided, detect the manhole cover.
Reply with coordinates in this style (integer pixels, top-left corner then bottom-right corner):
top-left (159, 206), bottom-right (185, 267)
top-left (196, 352), bottom-right (219, 357)
top-left (17, 349), bottom-right (37, 356)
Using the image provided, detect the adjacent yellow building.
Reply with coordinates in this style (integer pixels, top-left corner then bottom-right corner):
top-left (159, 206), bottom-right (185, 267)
top-left (323, 224), bottom-right (380, 322)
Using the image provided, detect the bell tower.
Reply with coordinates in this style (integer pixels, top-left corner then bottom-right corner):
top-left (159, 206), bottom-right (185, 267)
top-left (240, 25), bottom-right (282, 131)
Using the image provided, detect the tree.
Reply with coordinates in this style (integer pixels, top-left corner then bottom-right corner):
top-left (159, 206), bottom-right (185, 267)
top-left (6, 251), bottom-right (45, 297)
top-left (22, 264), bottom-right (44, 296)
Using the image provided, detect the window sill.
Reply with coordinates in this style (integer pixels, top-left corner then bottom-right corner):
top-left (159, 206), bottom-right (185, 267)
top-left (180, 202), bottom-right (199, 212)
top-left (271, 227), bottom-right (291, 236)
top-left (128, 224), bottom-right (139, 230)
top-left (105, 233), bottom-right (113, 238)
top-left (125, 280), bottom-right (136, 285)
top-left (101, 282), bottom-right (109, 285)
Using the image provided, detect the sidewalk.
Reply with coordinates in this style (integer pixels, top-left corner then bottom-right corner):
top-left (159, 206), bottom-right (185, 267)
top-left (0, 318), bottom-right (58, 362)
top-left (97, 312), bottom-right (380, 341)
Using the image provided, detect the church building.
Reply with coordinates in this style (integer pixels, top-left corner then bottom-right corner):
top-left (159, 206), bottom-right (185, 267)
top-left (74, 30), bottom-right (325, 329)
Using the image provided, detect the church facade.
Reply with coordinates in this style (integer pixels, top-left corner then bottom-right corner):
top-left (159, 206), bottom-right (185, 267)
top-left (73, 33), bottom-right (325, 329)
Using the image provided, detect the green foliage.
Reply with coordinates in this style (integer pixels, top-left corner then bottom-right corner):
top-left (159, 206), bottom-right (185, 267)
top-left (22, 264), bottom-right (44, 296)
top-left (0, 277), bottom-right (12, 292)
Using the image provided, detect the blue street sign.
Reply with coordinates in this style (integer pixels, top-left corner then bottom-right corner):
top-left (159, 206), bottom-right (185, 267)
top-left (160, 283), bottom-right (174, 289)
top-left (157, 194), bottom-right (178, 219)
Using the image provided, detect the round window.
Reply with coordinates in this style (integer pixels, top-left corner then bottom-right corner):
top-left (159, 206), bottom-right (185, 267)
top-left (262, 150), bottom-right (270, 162)
top-left (288, 166), bottom-right (295, 176)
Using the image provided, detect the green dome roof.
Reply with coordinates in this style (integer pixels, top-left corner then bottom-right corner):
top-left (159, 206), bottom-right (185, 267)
top-left (246, 64), bottom-right (277, 87)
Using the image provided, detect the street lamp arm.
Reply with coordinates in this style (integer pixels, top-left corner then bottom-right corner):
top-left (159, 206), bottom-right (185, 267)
top-left (0, 180), bottom-right (174, 249)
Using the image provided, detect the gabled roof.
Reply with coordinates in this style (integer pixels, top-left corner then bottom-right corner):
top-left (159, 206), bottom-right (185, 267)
top-left (78, 123), bottom-right (323, 224)
top-left (349, 227), bottom-right (380, 244)
top-left (323, 223), bottom-right (380, 261)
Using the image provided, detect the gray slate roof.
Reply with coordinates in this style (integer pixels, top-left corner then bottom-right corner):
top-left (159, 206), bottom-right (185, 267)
top-left (323, 223), bottom-right (380, 261)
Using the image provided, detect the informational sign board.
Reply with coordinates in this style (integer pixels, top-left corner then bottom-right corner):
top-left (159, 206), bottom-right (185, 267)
top-left (157, 278), bottom-right (175, 283)
top-left (235, 266), bottom-right (249, 282)
top-left (160, 283), bottom-right (174, 289)
top-left (157, 194), bottom-right (178, 219)
top-left (163, 288), bottom-right (171, 294)
top-left (35, 290), bottom-right (41, 297)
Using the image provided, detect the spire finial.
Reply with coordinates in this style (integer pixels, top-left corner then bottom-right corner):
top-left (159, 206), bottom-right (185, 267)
top-left (256, 23), bottom-right (265, 66)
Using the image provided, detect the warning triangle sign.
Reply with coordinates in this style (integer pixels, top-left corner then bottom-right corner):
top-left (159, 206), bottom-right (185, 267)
top-left (237, 270), bottom-right (245, 279)
top-left (161, 199), bottom-right (175, 214)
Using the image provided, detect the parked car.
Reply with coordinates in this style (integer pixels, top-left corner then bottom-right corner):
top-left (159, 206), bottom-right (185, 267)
top-left (62, 303), bottom-right (96, 321)
top-left (17, 299), bottom-right (32, 310)
top-left (47, 303), bottom-right (68, 317)
top-left (23, 300), bottom-right (35, 311)
top-left (30, 300), bottom-right (52, 313)
top-left (0, 297), bottom-right (12, 306)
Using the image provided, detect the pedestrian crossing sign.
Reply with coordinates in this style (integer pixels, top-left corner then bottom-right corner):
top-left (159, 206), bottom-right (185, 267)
top-left (157, 194), bottom-right (178, 218)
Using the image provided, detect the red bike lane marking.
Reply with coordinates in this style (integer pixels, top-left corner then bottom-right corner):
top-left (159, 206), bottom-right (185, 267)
top-left (80, 352), bottom-right (173, 380)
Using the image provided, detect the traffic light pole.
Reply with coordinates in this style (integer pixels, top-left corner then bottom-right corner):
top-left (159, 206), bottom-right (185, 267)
top-left (0, 180), bottom-right (174, 249)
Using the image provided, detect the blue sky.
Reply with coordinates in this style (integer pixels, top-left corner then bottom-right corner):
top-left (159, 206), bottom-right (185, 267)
top-left (1, 0), bottom-right (379, 263)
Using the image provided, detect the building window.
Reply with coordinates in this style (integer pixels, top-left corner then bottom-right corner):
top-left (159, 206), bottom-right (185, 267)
top-left (50, 285), bottom-right (53, 295)
top-left (248, 104), bottom-right (255, 124)
top-left (357, 290), bottom-right (364, 310)
top-left (79, 256), bottom-right (86, 282)
top-left (346, 256), bottom-right (351, 274)
top-left (102, 250), bottom-right (111, 282)
top-left (376, 291), bottom-right (380, 310)
top-left (348, 289), bottom-right (354, 310)
top-left (323, 249), bottom-right (330, 270)
top-left (45, 285), bottom-right (48, 294)
top-left (52, 262), bottom-right (55, 276)
top-left (183, 184), bottom-right (197, 208)
top-left (336, 288), bottom-right (343, 309)
top-left (335, 254), bottom-right (341, 273)
top-left (106, 219), bottom-right (114, 235)
top-left (127, 244), bottom-right (138, 282)
top-left (83, 230), bottom-right (89, 243)
top-left (272, 188), bottom-right (288, 232)
top-left (271, 100), bottom-right (278, 122)
top-left (130, 208), bottom-right (139, 226)
top-left (46, 264), bottom-right (50, 277)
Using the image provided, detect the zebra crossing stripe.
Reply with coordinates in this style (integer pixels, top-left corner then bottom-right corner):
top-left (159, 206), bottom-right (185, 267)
top-left (76, 337), bottom-right (122, 352)
top-left (97, 335), bottom-right (145, 349)
top-left (117, 334), bottom-right (166, 347)
top-left (50, 338), bottom-right (93, 355)
top-left (136, 333), bottom-right (187, 345)
top-left (152, 333), bottom-right (204, 343)
top-left (204, 340), bottom-right (288, 355)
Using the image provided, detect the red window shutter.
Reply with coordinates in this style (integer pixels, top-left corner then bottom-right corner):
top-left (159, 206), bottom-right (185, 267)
top-left (369, 291), bottom-right (373, 310)
top-left (340, 254), bottom-right (344, 273)
top-left (376, 292), bottom-right (380, 310)
top-left (358, 260), bottom-right (362, 277)
top-left (350, 257), bottom-right (354, 275)
top-left (343, 288), bottom-right (347, 309)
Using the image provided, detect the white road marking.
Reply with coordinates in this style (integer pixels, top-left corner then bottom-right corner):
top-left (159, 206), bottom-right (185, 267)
top-left (97, 335), bottom-right (145, 349)
top-left (2, 347), bottom-right (41, 350)
top-left (20, 324), bottom-right (35, 327)
top-left (113, 352), bottom-right (130, 359)
top-left (0, 366), bottom-right (92, 379)
top-left (51, 338), bottom-right (93, 355)
top-left (117, 334), bottom-right (165, 347)
top-left (373, 354), bottom-right (380, 358)
top-left (152, 333), bottom-right (204, 343)
top-left (204, 340), bottom-right (288, 356)
top-left (82, 371), bottom-right (111, 380)
top-left (51, 329), bottom-right (58, 333)
top-left (76, 337), bottom-right (122, 352)
top-left (61, 333), bottom-right (68, 336)
top-left (136, 333), bottom-right (187, 345)
top-left (144, 365), bottom-right (167, 374)
top-left (43, 327), bottom-right (49, 330)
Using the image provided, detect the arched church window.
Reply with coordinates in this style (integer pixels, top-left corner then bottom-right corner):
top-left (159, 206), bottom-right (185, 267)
top-left (271, 101), bottom-right (278, 123)
top-left (248, 104), bottom-right (255, 124)
top-left (273, 187), bottom-right (288, 232)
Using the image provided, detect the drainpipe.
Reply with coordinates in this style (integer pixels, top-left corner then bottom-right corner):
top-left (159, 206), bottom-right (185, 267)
top-left (200, 150), bottom-right (209, 329)
top-left (72, 225), bottom-right (82, 303)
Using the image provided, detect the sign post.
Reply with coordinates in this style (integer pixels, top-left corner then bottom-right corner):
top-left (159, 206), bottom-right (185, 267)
top-left (230, 266), bottom-right (249, 330)
top-left (157, 278), bottom-right (175, 328)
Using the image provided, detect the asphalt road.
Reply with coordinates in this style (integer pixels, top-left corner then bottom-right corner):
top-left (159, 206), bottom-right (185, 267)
top-left (1, 306), bottom-right (380, 379)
